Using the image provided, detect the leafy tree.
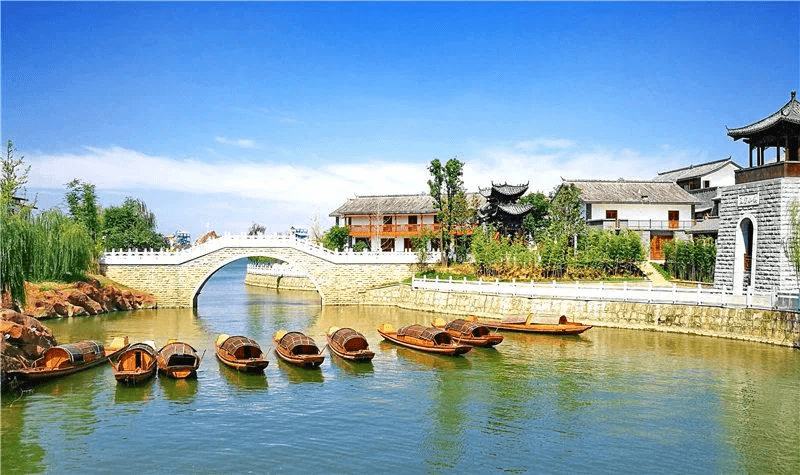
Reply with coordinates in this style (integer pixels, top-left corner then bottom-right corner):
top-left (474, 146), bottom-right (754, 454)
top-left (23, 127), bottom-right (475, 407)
top-left (412, 227), bottom-right (436, 268)
top-left (519, 192), bottom-right (550, 243)
top-left (65, 179), bottom-right (101, 242)
top-left (322, 225), bottom-right (350, 252)
top-left (428, 157), bottom-right (472, 266)
top-left (1, 139), bottom-right (33, 215)
top-left (103, 197), bottom-right (165, 250)
top-left (786, 202), bottom-right (800, 292)
top-left (248, 222), bottom-right (266, 235)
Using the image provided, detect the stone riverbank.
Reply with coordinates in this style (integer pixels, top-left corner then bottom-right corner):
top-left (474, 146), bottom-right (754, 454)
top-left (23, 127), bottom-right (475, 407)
top-left (360, 283), bottom-right (800, 348)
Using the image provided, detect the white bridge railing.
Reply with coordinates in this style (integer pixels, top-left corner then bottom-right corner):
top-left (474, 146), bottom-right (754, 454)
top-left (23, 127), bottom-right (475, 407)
top-left (412, 277), bottom-right (797, 311)
top-left (100, 232), bottom-right (440, 265)
top-left (246, 263), bottom-right (309, 278)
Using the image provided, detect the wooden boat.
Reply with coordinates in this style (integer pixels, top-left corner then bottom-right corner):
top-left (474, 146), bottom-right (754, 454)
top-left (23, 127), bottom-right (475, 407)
top-left (326, 327), bottom-right (375, 362)
top-left (273, 331), bottom-right (325, 368)
top-left (110, 340), bottom-right (158, 384)
top-left (431, 317), bottom-right (504, 347)
top-left (156, 341), bottom-right (201, 379)
top-left (9, 337), bottom-right (129, 382)
top-left (214, 334), bottom-right (269, 372)
top-left (478, 314), bottom-right (593, 335)
top-left (377, 324), bottom-right (472, 356)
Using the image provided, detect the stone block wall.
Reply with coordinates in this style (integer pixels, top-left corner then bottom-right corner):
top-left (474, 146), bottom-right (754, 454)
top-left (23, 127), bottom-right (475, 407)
top-left (361, 284), bottom-right (800, 347)
top-left (715, 177), bottom-right (800, 294)
top-left (102, 245), bottom-right (415, 307)
top-left (244, 273), bottom-right (317, 291)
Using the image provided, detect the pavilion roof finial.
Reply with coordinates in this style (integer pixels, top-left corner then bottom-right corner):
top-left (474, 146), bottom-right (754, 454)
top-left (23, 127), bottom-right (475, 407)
top-left (792, 90), bottom-right (796, 101)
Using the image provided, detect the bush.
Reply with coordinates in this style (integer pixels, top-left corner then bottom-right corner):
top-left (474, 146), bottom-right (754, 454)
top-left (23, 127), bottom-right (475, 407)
top-left (663, 237), bottom-right (716, 282)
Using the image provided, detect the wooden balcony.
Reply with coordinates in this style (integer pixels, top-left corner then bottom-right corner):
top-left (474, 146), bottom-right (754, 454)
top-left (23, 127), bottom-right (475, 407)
top-left (735, 161), bottom-right (800, 184)
top-left (348, 223), bottom-right (474, 238)
top-left (587, 219), bottom-right (696, 231)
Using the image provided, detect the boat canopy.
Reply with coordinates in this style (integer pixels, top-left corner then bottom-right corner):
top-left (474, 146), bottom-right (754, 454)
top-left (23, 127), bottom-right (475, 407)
top-left (279, 332), bottom-right (319, 355)
top-left (124, 342), bottom-right (157, 355)
top-left (46, 341), bottom-right (104, 364)
top-left (445, 319), bottom-right (490, 337)
top-left (397, 325), bottom-right (452, 344)
top-left (330, 328), bottom-right (369, 351)
top-left (158, 342), bottom-right (199, 366)
top-left (219, 336), bottom-right (263, 358)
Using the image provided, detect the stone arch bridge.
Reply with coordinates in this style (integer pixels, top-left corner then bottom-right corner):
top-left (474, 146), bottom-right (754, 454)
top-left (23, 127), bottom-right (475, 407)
top-left (100, 234), bottom-right (429, 308)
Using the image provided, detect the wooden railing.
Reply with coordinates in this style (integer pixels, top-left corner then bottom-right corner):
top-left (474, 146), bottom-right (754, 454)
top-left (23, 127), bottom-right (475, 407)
top-left (586, 219), bottom-right (696, 231)
top-left (348, 223), bottom-right (475, 237)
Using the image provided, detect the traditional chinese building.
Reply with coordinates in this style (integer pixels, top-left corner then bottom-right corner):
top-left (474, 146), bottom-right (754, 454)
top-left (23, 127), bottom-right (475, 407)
top-left (556, 179), bottom-right (699, 260)
top-left (476, 183), bottom-right (534, 235)
top-left (714, 91), bottom-right (800, 295)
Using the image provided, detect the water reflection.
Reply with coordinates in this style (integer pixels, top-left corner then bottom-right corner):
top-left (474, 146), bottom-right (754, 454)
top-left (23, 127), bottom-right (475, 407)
top-left (327, 355), bottom-right (375, 376)
top-left (216, 360), bottom-right (268, 391)
top-left (274, 358), bottom-right (324, 384)
top-left (1, 396), bottom-right (46, 475)
top-left (383, 342), bottom-right (473, 371)
top-left (114, 379), bottom-right (156, 404)
top-left (159, 377), bottom-right (198, 402)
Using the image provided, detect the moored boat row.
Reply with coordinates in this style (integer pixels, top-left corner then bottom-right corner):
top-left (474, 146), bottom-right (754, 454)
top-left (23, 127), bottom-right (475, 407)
top-left (5, 314), bottom-right (591, 387)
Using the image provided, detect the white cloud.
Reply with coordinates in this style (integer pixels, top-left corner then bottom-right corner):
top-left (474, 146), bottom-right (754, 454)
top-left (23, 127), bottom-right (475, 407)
top-left (27, 141), bottom-right (702, 235)
top-left (214, 136), bottom-right (258, 149)
top-left (514, 138), bottom-right (576, 152)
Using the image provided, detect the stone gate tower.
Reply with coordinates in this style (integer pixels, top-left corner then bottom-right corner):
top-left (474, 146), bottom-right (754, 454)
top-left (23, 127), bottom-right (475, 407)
top-left (714, 92), bottom-right (800, 295)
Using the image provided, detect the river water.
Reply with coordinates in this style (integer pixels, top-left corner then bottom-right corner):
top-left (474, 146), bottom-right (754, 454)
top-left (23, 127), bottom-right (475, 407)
top-left (2, 258), bottom-right (799, 474)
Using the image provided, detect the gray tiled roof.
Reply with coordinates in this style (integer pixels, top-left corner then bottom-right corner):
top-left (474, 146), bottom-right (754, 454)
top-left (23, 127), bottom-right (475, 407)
top-left (655, 158), bottom-right (740, 182)
top-left (329, 193), bottom-right (484, 217)
top-left (727, 92), bottom-right (800, 139)
top-left (687, 217), bottom-right (720, 234)
top-left (498, 203), bottom-right (535, 216)
top-left (561, 180), bottom-right (701, 205)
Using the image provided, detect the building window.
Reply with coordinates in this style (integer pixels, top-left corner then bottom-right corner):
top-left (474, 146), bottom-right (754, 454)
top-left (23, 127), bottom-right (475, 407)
top-left (381, 238), bottom-right (394, 252)
top-left (668, 210), bottom-right (679, 229)
top-left (404, 238), bottom-right (413, 251)
top-left (605, 210), bottom-right (618, 220)
top-left (430, 238), bottom-right (440, 251)
top-left (408, 215), bottom-right (418, 225)
top-left (703, 180), bottom-right (710, 188)
top-left (383, 216), bottom-right (393, 225)
top-left (585, 203), bottom-right (592, 220)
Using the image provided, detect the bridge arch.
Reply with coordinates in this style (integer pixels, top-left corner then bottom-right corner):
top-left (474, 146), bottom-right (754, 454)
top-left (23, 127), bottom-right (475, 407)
top-left (190, 254), bottom-right (323, 308)
top-left (100, 234), bottom-right (422, 307)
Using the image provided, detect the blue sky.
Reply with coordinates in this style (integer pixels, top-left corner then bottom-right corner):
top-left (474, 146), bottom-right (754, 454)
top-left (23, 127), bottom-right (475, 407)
top-left (2, 1), bottom-right (799, 241)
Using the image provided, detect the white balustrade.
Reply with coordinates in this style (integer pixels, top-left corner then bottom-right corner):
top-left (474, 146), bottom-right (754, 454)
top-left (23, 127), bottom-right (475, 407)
top-left (100, 233), bottom-right (442, 265)
top-left (411, 277), bottom-right (791, 311)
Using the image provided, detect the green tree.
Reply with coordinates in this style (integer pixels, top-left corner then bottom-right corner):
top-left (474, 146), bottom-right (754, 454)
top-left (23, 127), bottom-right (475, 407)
top-left (102, 198), bottom-right (165, 250)
top-left (322, 225), bottom-right (350, 252)
top-left (428, 157), bottom-right (472, 266)
top-left (519, 191), bottom-right (550, 243)
top-left (248, 222), bottom-right (266, 235)
top-left (546, 183), bottom-right (586, 264)
top-left (65, 179), bottom-right (101, 242)
top-left (1, 139), bottom-right (32, 215)
top-left (785, 202), bottom-right (800, 292)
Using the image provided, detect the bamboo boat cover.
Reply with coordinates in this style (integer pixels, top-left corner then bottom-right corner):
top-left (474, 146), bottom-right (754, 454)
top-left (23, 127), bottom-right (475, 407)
top-left (124, 342), bottom-right (156, 356)
top-left (50, 341), bottom-right (104, 363)
top-left (219, 336), bottom-right (262, 355)
top-left (397, 325), bottom-right (452, 344)
top-left (444, 319), bottom-right (490, 337)
top-left (159, 342), bottom-right (199, 365)
top-left (329, 328), bottom-right (369, 351)
top-left (278, 332), bottom-right (319, 355)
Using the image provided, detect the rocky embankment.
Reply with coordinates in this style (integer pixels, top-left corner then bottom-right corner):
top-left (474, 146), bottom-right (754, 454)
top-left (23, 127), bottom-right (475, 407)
top-left (1, 280), bottom-right (157, 390)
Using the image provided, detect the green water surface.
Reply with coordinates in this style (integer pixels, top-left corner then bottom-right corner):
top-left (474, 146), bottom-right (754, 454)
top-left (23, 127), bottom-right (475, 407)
top-left (2, 259), bottom-right (799, 474)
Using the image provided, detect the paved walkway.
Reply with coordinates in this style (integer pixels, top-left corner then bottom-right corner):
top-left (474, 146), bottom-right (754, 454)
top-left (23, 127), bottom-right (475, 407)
top-left (638, 260), bottom-right (671, 286)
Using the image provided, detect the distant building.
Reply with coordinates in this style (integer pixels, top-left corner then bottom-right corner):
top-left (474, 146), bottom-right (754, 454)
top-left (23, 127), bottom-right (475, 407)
top-left (477, 183), bottom-right (534, 235)
top-left (714, 91), bottom-right (800, 295)
top-left (555, 179), bottom-right (700, 260)
top-left (656, 158), bottom-right (742, 241)
top-left (289, 226), bottom-right (309, 240)
top-left (329, 193), bottom-right (481, 252)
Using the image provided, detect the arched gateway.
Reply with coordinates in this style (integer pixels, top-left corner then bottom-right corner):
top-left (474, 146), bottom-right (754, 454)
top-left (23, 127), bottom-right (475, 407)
top-left (100, 234), bottom-right (423, 308)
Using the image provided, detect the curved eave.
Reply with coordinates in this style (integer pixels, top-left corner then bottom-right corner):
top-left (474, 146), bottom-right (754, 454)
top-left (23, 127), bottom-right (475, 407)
top-left (727, 98), bottom-right (800, 140)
